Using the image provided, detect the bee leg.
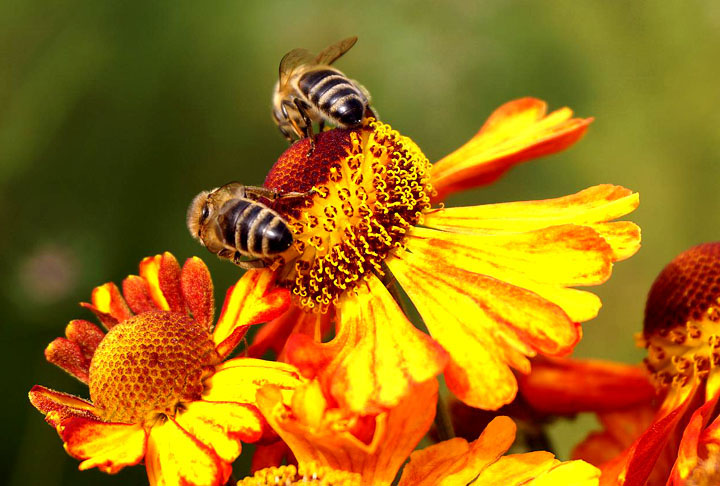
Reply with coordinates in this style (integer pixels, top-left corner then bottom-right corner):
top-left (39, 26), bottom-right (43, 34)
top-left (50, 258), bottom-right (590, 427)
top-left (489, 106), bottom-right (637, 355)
top-left (293, 98), bottom-right (317, 156)
top-left (232, 252), bottom-right (267, 269)
top-left (281, 99), bottom-right (309, 143)
top-left (244, 186), bottom-right (315, 201)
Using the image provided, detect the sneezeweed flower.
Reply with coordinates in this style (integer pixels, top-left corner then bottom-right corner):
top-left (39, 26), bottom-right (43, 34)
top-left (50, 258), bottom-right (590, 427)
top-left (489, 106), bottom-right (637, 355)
top-left (238, 378), bottom-right (600, 485)
top-left (29, 252), bottom-right (304, 486)
top-left (582, 243), bottom-right (720, 486)
top-left (253, 97), bottom-right (641, 412)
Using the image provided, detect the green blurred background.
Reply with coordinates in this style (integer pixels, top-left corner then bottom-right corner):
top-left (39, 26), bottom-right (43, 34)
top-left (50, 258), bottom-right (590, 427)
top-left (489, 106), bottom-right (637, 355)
top-left (3, 0), bottom-right (720, 484)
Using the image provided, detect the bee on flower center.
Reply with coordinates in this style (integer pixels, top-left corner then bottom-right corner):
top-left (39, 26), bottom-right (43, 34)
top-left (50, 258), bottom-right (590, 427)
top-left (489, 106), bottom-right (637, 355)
top-left (187, 183), bottom-right (312, 269)
top-left (272, 36), bottom-right (376, 144)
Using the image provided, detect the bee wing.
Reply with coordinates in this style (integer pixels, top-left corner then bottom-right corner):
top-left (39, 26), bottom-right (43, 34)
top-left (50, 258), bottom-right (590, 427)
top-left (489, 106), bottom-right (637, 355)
top-left (278, 48), bottom-right (316, 87)
top-left (315, 36), bottom-right (358, 65)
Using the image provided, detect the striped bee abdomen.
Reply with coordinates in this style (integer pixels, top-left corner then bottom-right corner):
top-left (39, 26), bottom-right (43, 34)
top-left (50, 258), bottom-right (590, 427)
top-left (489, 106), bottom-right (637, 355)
top-left (298, 68), bottom-right (367, 127)
top-left (219, 199), bottom-right (293, 258)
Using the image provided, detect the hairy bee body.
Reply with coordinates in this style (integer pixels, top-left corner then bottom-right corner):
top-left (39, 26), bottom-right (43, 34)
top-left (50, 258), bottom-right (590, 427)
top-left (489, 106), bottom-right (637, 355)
top-left (187, 183), bottom-right (298, 269)
top-left (272, 36), bottom-right (374, 142)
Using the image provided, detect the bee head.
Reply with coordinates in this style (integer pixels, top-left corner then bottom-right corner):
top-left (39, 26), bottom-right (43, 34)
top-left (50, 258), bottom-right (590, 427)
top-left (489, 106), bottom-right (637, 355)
top-left (186, 190), bottom-right (212, 242)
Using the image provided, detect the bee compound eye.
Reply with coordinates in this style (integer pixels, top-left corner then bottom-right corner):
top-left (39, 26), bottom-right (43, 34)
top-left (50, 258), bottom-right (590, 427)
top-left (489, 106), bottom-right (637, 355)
top-left (201, 205), bottom-right (210, 222)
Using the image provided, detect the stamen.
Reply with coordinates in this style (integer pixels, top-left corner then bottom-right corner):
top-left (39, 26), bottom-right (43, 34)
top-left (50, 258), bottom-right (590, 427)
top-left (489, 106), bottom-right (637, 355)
top-left (238, 463), bottom-right (361, 486)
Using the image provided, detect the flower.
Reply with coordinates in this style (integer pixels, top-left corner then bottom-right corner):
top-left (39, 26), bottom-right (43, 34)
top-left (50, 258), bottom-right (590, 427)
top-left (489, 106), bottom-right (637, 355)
top-left (577, 243), bottom-right (720, 486)
top-left (240, 377), bottom-right (600, 486)
top-left (29, 252), bottom-right (304, 486)
top-left (253, 98), bottom-right (641, 412)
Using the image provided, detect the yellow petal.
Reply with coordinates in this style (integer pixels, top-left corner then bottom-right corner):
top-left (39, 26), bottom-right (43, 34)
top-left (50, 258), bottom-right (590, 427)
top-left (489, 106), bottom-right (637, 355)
top-left (430, 98), bottom-right (592, 200)
top-left (259, 379), bottom-right (438, 486)
top-left (388, 249), bottom-right (581, 409)
top-left (59, 417), bottom-right (146, 474)
top-left (527, 460), bottom-right (600, 486)
top-left (146, 418), bottom-right (230, 486)
top-left (213, 268), bottom-right (291, 358)
top-left (203, 358), bottom-right (303, 404)
top-left (175, 400), bottom-right (264, 463)
top-left (285, 275), bottom-right (447, 413)
top-left (398, 416), bottom-right (516, 486)
top-left (138, 255), bottom-right (170, 311)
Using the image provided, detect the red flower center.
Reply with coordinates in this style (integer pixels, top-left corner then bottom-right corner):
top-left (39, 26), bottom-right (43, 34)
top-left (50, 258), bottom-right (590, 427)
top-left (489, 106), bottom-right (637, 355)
top-left (88, 310), bottom-right (220, 423)
top-left (264, 120), bottom-right (433, 311)
top-left (642, 243), bottom-right (720, 388)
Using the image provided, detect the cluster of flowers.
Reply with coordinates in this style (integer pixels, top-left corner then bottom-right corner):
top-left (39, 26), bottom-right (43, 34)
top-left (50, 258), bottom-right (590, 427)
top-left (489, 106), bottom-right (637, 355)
top-left (28, 96), bottom-right (720, 486)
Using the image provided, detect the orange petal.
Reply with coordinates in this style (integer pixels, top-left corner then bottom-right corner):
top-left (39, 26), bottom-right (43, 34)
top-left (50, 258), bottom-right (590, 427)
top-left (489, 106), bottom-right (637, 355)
top-left (203, 358), bottom-right (303, 404)
top-left (668, 384), bottom-right (720, 484)
top-left (258, 379), bottom-right (438, 486)
top-left (146, 417), bottom-right (230, 486)
top-left (285, 275), bottom-right (448, 414)
top-left (59, 417), bottom-right (146, 474)
top-left (175, 400), bottom-right (264, 463)
top-left (29, 385), bottom-right (98, 427)
top-left (44, 338), bottom-right (90, 383)
top-left (520, 460), bottom-right (600, 486)
top-left (139, 255), bottom-right (171, 310)
top-left (619, 383), bottom-right (699, 486)
top-left (181, 257), bottom-right (214, 330)
top-left (157, 252), bottom-right (185, 312)
top-left (65, 319), bottom-right (104, 360)
top-left (430, 98), bottom-right (592, 201)
top-left (398, 416), bottom-right (516, 486)
top-left (122, 274), bottom-right (157, 314)
top-left (388, 248), bottom-right (581, 410)
top-left (423, 184), bottom-right (640, 262)
top-left (518, 357), bottom-right (656, 414)
top-left (248, 303), bottom-right (330, 359)
top-left (213, 269), bottom-right (291, 358)
top-left (87, 282), bottom-right (133, 324)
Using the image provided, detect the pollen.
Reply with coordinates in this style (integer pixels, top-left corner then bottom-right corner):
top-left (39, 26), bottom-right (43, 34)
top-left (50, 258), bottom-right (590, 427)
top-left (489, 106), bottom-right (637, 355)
top-left (237, 463), bottom-right (361, 486)
top-left (88, 310), bottom-right (220, 423)
top-left (264, 119), bottom-right (433, 311)
top-left (642, 243), bottom-right (720, 389)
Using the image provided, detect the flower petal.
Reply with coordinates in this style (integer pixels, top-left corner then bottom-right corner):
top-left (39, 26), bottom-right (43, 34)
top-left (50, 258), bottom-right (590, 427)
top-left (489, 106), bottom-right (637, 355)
top-left (122, 274), bottom-right (157, 314)
top-left (430, 98), bottom-right (592, 200)
top-left (146, 417), bottom-right (230, 486)
top-left (59, 417), bottom-right (147, 474)
top-left (618, 383), bottom-right (699, 486)
top-left (398, 416), bottom-right (516, 486)
top-left (44, 338), bottom-right (90, 383)
top-left (423, 184), bottom-right (640, 262)
top-left (526, 460), bottom-right (600, 486)
top-left (65, 319), bottom-right (104, 360)
top-left (29, 385), bottom-right (98, 428)
top-left (248, 303), bottom-right (330, 359)
top-left (87, 282), bottom-right (133, 324)
top-left (258, 379), bottom-right (438, 486)
top-left (139, 255), bottom-right (171, 311)
top-left (175, 400), bottom-right (264, 463)
top-left (203, 358), bottom-right (303, 404)
top-left (388, 248), bottom-right (582, 409)
top-left (518, 357), bottom-right (656, 414)
top-left (181, 257), bottom-right (214, 330)
top-left (285, 275), bottom-right (448, 413)
top-left (213, 269), bottom-right (291, 358)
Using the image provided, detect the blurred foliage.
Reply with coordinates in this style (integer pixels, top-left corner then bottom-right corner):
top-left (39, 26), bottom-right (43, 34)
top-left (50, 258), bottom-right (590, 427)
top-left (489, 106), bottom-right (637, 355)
top-left (2, 0), bottom-right (720, 484)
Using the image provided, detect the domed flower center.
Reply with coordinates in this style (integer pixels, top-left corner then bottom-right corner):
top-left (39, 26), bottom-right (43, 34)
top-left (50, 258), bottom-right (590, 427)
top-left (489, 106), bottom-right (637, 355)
top-left (641, 243), bottom-right (720, 389)
top-left (264, 119), bottom-right (433, 311)
top-left (237, 463), bottom-right (361, 486)
top-left (88, 310), bottom-right (220, 423)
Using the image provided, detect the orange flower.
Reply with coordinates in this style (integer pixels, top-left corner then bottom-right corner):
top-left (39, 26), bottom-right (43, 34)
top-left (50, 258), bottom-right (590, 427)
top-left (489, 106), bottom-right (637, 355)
top-left (246, 98), bottom-right (640, 412)
top-left (29, 252), bottom-right (303, 486)
top-left (238, 378), bottom-right (600, 485)
top-left (577, 243), bottom-right (720, 486)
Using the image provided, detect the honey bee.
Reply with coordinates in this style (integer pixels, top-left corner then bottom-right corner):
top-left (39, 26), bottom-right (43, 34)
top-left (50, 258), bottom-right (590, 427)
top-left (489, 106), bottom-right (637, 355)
top-left (187, 183), bottom-right (311, 269)
top-left (272, 36), bottom-right (376, 142)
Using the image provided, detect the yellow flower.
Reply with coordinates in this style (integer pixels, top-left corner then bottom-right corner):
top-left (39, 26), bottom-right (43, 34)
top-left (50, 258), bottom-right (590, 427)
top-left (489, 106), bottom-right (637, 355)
top-left (252, 98), bottom-right (641, 411)
top-left (240, 378), bottom-right (599, 486)
top-left (29, 252), bottom-right (303, 486)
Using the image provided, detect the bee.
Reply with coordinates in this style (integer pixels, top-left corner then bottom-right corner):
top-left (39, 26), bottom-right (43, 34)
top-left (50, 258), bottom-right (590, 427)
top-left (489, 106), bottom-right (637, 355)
top-left (187, 183), bottom-right (311, 269)
top-left (272, 36), bottom-right (376, 143)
